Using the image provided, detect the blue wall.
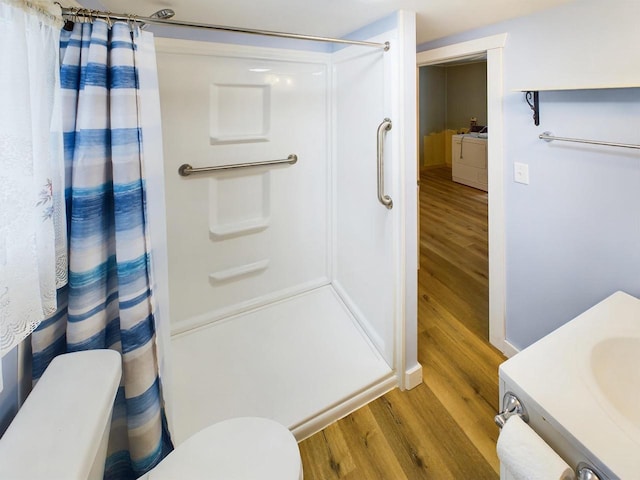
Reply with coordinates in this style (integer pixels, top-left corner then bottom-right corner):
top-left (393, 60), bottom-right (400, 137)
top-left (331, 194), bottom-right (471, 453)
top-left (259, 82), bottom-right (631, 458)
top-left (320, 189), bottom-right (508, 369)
top-left (420, 0), bottom-right (640, 350)
top-left (0, 346), bottom-right (20, 436)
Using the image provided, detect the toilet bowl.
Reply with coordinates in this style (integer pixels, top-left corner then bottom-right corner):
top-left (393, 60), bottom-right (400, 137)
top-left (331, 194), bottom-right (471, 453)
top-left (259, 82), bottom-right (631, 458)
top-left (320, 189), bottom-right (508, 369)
top-left (143, 417), bottom-right (303, 480)
top-left (0, 350), bottom-right (303, 480)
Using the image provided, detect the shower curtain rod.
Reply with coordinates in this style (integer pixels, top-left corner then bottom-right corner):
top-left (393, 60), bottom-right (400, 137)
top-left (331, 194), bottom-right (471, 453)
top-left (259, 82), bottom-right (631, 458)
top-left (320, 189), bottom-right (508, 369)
top-left (59, 7), bottom-right (390, 51)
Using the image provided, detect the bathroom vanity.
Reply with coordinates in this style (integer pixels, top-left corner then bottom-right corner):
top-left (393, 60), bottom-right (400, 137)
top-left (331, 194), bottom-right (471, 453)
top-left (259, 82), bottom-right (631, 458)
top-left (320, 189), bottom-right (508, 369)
top-left (499, 291), bottom-right (640, 479)
top-left (451, 134), bottom-right (488, 191)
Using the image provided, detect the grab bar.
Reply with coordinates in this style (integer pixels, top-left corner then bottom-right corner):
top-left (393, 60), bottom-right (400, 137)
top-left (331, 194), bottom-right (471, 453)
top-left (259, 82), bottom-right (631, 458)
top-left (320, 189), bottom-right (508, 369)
top-left (377, 118), bottom-right (393, 209)
top-left (178, 154), bottom-right (298, 177)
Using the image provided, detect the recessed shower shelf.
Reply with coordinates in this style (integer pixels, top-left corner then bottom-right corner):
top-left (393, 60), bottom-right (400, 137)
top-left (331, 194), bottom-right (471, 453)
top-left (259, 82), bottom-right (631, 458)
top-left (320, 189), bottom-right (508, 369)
top-left (209, 218), bottom-right (270, 240)
top-left (209, 260), bottom-right (270, 283)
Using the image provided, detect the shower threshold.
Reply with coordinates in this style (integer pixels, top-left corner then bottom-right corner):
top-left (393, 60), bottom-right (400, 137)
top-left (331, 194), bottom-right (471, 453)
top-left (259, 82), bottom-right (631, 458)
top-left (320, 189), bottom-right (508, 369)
top-left (169, 285), bottom-right (396, 444)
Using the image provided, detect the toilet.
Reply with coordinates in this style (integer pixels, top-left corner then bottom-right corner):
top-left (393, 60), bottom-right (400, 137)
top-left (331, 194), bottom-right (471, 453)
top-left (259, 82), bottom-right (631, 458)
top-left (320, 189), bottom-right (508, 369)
top-left (0, 350), bottom-right (303, 479)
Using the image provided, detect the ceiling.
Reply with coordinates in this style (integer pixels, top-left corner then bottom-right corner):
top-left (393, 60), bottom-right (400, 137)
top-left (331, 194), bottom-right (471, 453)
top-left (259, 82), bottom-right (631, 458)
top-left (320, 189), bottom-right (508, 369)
top-left (90, 0), bottom-right (574, 45)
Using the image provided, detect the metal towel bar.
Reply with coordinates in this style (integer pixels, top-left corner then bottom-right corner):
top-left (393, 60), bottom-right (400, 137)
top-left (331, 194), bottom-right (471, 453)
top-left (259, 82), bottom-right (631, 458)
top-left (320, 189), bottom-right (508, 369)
top-left (178, 154), bottom-right (298, 177)
top-left (540, 131), bottom-right (640, 150)
top-left (377, 118), bottom-right (393, 209)
top-left (495, 394), bottom-right (604, 480)
top-left (494, 392), bottom-right (528, 428)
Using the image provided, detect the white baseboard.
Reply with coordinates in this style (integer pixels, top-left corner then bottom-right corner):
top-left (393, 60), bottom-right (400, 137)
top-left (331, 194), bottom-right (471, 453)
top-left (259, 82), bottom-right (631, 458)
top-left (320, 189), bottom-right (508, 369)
top-left (501, 339), bottom-right (519, 358)
top-left (404, 363), bottom-right (423, 390)
top-left (290, 374), bottom-right (397, 442)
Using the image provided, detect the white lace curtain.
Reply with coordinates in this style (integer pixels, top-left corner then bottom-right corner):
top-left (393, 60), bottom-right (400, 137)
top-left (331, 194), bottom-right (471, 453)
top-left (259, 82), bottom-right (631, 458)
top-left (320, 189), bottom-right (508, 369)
top-left (0, 0), bottom-right (67, 357)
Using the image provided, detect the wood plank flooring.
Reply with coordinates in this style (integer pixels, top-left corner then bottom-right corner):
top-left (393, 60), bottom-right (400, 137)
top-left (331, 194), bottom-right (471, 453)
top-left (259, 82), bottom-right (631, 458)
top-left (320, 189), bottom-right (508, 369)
top-left (299, 166), bottom-right (506, 479)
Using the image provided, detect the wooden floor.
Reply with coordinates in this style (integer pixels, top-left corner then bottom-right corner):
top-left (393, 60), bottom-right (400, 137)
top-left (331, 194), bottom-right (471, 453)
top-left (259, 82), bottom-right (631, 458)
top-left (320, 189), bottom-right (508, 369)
top-left (299, 166), bottom-right (506, 479)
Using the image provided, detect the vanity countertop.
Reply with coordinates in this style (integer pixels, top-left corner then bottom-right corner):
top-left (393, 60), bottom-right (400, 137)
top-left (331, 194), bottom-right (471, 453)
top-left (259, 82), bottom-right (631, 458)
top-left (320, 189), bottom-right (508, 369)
top-left (500, 291), bottom-right (640, 479)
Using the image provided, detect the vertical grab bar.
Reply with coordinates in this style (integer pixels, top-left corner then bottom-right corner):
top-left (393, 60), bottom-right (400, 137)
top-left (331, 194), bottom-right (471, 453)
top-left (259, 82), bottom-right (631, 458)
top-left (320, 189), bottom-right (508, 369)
top-left (377, 118), bottom-right (393, 209)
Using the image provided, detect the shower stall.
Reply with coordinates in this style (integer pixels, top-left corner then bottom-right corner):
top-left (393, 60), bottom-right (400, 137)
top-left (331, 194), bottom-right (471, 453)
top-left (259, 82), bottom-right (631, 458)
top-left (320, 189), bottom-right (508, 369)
top-left (151, 11), bottom-right (419, 444)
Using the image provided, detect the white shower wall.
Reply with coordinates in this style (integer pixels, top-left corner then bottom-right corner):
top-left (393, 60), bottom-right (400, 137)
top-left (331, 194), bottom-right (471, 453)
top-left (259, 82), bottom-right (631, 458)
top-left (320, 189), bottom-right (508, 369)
top-left (333, 42), bottom-right (396, 365)
top-left (157, 45), bottom-right (331, 332)
top-left (153, 12), bottom-right (418, 442)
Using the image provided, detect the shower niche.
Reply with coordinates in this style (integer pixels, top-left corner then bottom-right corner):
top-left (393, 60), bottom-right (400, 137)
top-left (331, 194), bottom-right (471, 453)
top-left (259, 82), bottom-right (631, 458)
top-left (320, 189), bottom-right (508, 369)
top-left (209, 83), bottom-right (271, 144)
top-left (154, 13), bottom-right (417, 444)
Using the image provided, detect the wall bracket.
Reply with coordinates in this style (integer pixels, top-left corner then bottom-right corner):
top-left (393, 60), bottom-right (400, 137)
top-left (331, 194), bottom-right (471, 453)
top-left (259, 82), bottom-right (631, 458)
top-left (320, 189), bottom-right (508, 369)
top-left (525, 91), bottom-right (540, 126)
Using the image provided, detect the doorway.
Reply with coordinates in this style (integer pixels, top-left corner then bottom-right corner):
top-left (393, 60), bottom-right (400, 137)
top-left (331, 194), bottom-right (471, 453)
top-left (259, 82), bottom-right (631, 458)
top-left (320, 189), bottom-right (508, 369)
top-left (417, 34), bottom-right (514, 357)
top-left (420, 57), bottom-right (489, 345)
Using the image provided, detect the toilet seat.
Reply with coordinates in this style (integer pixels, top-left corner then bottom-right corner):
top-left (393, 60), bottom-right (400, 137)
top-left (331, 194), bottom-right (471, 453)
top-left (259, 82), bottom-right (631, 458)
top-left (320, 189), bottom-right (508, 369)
top-left (146, 417), bottom-right (303, 480)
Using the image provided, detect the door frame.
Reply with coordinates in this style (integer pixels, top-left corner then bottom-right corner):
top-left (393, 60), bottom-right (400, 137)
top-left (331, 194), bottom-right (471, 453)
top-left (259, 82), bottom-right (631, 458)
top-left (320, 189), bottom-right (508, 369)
top-left (417, 33), bottom-right (517, 357)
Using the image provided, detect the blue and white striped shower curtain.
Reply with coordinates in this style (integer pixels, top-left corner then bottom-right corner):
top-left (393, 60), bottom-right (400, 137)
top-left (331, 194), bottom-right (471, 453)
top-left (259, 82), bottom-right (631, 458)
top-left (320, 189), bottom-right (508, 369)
top-left (31, 20), bottom-right (172, 479)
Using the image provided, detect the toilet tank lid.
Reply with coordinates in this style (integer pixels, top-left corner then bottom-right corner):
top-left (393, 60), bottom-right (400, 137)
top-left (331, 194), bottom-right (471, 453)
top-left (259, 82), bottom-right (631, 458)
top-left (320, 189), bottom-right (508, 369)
top-left (0, 350), bottom-right (122, 480)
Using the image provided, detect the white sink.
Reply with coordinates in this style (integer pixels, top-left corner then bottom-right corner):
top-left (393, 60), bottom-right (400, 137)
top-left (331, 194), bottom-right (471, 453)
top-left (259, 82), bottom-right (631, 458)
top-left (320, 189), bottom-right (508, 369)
top-left (590, 336), bottom-right (640, 435)
top-left (500, 291), bottom-right (640, 479)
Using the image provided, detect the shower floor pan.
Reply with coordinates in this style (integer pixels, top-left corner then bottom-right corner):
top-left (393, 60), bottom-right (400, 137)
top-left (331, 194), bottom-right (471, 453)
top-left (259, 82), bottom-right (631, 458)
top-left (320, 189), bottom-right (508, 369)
top-left (169, 285), bottom-right (396, 444)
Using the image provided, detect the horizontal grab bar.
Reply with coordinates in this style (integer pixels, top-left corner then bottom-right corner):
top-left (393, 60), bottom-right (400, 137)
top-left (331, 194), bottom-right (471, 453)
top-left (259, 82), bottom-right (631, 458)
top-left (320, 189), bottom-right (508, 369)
top-left (540, 131), bottom-right (640, 150)
top-left (178, 154), bottom-right (298, 176)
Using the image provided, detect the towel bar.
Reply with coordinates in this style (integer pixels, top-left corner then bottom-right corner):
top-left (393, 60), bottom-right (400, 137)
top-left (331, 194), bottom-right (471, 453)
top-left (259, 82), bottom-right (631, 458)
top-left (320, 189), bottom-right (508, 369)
top-left (540, 131), bottom-right (640, 150)
top-left (494, 392), bottom-right (528, 428)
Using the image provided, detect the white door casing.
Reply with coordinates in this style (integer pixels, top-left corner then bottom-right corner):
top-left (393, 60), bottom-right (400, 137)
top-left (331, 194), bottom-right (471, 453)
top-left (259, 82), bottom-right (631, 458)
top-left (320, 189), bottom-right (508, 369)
top-left (417, 34), bottom-right (517, 358)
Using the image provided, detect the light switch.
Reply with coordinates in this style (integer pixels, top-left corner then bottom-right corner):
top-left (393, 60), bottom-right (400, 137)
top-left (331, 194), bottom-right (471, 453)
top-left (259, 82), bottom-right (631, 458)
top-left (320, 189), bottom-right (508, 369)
top-left (514, 162), bottom-right (530, 185)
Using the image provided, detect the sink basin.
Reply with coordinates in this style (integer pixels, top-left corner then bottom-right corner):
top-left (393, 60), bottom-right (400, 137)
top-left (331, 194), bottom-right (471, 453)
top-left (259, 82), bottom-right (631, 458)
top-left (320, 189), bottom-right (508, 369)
top-left (591, 336), bottom-right (640, 430)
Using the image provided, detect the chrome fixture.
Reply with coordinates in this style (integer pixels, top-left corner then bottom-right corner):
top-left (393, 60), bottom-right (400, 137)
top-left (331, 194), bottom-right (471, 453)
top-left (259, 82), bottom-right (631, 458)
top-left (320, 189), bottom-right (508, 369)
top-left (149, 8), bottom-right (175, 19)
top-left (540, 131), bottom-right (640, 150)
top-left (576, 462), bottom-right (606, 480)
top-left (178, 154), bottom-right (298, 177)
top-left (59, 6), bottom-right (389, 50)
top-left (494, 392), bottom-right (528, 428)
top-left (376, 118), bottom-right (393, 209)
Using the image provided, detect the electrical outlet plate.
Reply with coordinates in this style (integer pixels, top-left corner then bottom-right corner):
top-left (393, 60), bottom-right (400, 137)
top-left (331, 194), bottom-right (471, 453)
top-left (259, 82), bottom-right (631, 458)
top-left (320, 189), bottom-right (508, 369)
top-left (514, 162), bottom-right (530, 184)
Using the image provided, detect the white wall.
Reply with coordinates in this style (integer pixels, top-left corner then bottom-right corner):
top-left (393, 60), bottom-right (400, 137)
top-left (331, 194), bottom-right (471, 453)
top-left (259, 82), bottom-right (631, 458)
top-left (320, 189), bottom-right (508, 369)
top-left (418, 0), bottom-right (640, 350)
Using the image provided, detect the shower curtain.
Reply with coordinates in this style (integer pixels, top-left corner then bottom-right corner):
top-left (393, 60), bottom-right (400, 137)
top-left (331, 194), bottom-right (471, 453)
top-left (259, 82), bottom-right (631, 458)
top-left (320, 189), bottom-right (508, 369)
top-left (31, 19), bottom-right (172, 479)
top-left (0, 0), bottom-right (66, 357)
